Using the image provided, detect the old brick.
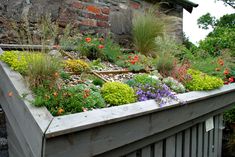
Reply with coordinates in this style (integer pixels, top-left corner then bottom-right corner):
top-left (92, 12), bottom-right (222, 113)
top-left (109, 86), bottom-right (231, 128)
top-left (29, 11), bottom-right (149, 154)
top-left (130, 1), bottom-right (141, 9)
top-left (101, 7), bottom-right (110, 15)
top-left (97, 21), bottom-right (109, 28)
top-left (57, 8), bottom-right (76, 27)
top-left (72, 2), bottom-right (83, 9)
top-left (86, 5), bottom-right (101, 14)
top-left (80, 19), bottom-right (97, 27)
top-left (95, 14), bottom-right (109, 21)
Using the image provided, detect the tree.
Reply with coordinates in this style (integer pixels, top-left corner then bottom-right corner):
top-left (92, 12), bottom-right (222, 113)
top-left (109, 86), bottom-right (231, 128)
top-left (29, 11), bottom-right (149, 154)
top-left (197, 13), bottom-right (216, 29)
top-left (217, 0), bottom-right (235, 9)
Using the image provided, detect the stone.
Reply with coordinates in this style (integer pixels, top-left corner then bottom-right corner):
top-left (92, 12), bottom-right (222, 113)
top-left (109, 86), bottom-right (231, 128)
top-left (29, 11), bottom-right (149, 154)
top-left (48, 50), bottom-right (62, 58)
top-left (0, 47), bottom-right (3, 55)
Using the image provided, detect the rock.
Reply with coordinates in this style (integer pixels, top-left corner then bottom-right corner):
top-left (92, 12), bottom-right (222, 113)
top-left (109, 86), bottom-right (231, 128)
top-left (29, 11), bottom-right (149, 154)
top-left (0, 47), bottom-right (3, 55)
top-left (48, 50), bottom-right (62, 58)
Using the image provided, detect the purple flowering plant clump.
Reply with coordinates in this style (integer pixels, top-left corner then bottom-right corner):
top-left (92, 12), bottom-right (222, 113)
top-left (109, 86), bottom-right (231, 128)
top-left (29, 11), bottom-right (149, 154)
top-left (135, 83), bottom-right (177, 107)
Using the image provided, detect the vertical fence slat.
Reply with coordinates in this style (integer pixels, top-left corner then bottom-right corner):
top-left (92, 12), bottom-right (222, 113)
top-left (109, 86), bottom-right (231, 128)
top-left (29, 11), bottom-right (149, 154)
top-left (176, 132), bottom-right (183, 157)
top-left (214, 115), bottom-right (219, 157)
top-left (197, 123), bottom-right (203, 157)
top-left (166, 135), bottom-right (176, 157)
top-left (184, 129), bottom-right (191, 157)
top-left (154, 141), bottom-right (163, 157)
top-left (208, 128), bottom-right (214, 157)
top-left (217, 114), bottom-right (223, 157)
top-left (204, 122), bottom-right (209, 157)
top-left (126, 152), bottom-right (137, 157)
top-left (142, 146), bottom-right (151, 157)
top-left (191, 126), bottom-right (197, 157)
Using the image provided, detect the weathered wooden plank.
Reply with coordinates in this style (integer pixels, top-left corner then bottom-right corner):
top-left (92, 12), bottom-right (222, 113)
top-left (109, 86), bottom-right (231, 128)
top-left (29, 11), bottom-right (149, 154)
top-left (184, 129), bottom-right (191, 157)
top-left (176, 132), bottom-right (182, 157)
top-left (204, 124), bottom-right (209, 157)
top-left (47, 84), bottom-right (235, 138)
top-left (126, 152), bottom-right (137, 157)
top-left (0, 62), bottom-right (53, 157)
top-left (208, 125), bottom-right (214, 157)
top-left (141, 146), bottom-right (151, 157)
top-left (166, 135), bottom-right (176, 157)
top-left (197, 123), bottom-right (203, 157)
top-left (191, 126), bottom-right (197, 157)
top-left (217, 114), bottom-right (223, 157)
top-left (154, 141), bottom-right (163, 157)
top-left (214, 115), bottom-right (219, 157)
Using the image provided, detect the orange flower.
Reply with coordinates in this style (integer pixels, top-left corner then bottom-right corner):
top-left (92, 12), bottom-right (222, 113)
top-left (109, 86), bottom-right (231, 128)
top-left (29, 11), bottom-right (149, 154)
top-left (53, 92), bottom-right (58, 97)
top-left (8, 91), bottom-right (13, 97)
top-left (130, 60), bottom-right (136, 65)
top-left (85, 37), bottom-right (92, 43)
top-left (229, 77), bottom-right (234, 83)
top-left (218, 58), bottom-right (224, 66)
top-left (57, 108), bottom-right (64, 115)
top-left (98, 45), bottom-right (104, 49)
top-left (224, 68), bottom-right (230, 75)
top-left (215, 68), bottom-right (220, 71)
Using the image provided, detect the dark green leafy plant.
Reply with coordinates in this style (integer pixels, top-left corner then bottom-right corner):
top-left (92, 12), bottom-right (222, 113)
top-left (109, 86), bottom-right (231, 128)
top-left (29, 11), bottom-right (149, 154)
top-left (103, 37), bottom-right (122, 62)
top-left (33, 84), bottom-right (105, 116)
top-left (92, 78), bottom-right (105, 87)
top-left (101, 82), bottom-right (136, 106)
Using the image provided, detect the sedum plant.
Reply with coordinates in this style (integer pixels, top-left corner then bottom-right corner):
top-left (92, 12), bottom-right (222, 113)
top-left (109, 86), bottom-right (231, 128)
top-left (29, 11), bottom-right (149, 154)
top-left (185, 69), bottom-right (224, 91)
top-left (101, 82), bottom-right (136, 106)
top-left (162, 77), bottom-right (186, 93)
top-left (65, 59), bottom-right (90, 74)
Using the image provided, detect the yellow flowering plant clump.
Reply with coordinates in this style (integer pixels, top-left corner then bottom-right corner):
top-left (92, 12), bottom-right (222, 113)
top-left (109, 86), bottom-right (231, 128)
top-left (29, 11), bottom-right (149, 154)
top-left (185, 69), bottom-right (224, 91)
top-left (0, 51), bottom-right (28, 74)
top-left (65, 59), bottom-right (90, 74)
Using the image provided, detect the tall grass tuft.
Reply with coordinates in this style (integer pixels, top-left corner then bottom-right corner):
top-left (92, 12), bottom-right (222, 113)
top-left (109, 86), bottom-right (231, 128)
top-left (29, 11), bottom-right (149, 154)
top-left (26, 53), bottom-right (61, 88)
top-left (132, 9), bottom-right (164, 56)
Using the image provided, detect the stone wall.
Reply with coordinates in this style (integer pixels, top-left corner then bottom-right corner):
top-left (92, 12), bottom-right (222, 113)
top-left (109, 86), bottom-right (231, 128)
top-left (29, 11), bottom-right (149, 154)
top-left (0, 0), bottom-right (184, 46)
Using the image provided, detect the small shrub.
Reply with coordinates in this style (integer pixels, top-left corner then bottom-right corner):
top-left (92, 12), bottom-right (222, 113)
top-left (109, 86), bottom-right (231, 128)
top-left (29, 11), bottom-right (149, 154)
top-left (162, 77), bottom-right (186, 93)
top-left (116, 53), bottom-right (156, 72)
top-left (185, 69), bottom-right (224, 91)
top-left (0, 51), bottom-right (28, 74)
top-left (79, 36), bottom-right (105, 60)
top-left (89, 58), bottom-right (106, 70)
top-left (33, 84), bottom-right (105, 116)
top-left (101, 82), bottom-right (136, 106)
top-left (92, 78), bottom-right (105, 87)
top-left (65, 59), bottom-right (90, 74)
top-left (103, 37), bottom-right (122, 62)
top-left (127, 74), bottom-right (161, 87)
top-left (155, 52), bottom-right (175, 76)
top-left (60, 71), bottom-right (71, 80)
top-left (132, 10), bottom-right (164, 56)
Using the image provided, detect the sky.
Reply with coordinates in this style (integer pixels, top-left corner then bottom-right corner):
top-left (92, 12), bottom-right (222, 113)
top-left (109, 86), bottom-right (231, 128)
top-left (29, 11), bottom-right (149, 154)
top-left (183, 0), bottom-right (234, 45)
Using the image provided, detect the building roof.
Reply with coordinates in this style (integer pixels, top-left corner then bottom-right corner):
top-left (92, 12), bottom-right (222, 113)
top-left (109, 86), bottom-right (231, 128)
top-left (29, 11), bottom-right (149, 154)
top-left (167, 0), bottom-right (199, 13)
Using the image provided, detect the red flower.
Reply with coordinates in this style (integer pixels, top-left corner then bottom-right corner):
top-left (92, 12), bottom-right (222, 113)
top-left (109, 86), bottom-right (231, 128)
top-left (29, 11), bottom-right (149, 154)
top-left (229, 77), bottom-right (234, 83)
top-left (224, 81), bottom-right (229, 85)
top-left (85, 37), bottom-right (92, 43)
top-left (98, 45), bottom-right (104, 49)
top-left (130, 60), bottom-right (136, 65)
top-left (128, 56), bottom-right (132, 59)
top-left (224, 68), bottom-right (230, 75)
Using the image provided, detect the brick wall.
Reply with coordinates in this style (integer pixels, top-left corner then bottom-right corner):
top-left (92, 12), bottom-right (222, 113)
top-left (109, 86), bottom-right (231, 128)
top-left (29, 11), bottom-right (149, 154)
top-left (0, 0), bottom-right (183, 46)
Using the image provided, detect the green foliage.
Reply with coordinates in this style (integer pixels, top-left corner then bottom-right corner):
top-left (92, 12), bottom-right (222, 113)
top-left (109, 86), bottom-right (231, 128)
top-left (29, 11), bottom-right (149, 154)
top-left (224, 105), bottom-right (235, 123)
top-left (132, 9), bottom-right (164, 55)
top-left (127, 74), bottom-right (161, 87)
top-left (155, 52), bottom-right (175, 76)
top-left (26, 53), bottom-right (61, 88)
top-left (33, 84), bottom-right (105, 116)
top-left (162, 77), bottom-right (186, 93)
top-left (185, 69), bottom-right (224, 91)
top-left (197, 13), bottom-right (216, 30)
top-left (92, 78), bottom-right (105, 87)
top-left (103, 37), bottom-right (122, 62)
top-left (0, 51), bottom-right (28, 74)
top-left (216, 13), bottom-right (235, 28)
top-left (89, 58), bottom-right (106, 70)
top-left (65, 59), bottom-right (90, 74)
top-left (60, 71), bottom-right (71, 80)
top-left (78, 36), bottom-right (105, 60)
top-left (116, 53), bottom-right (156, 72)
top-left (101, 82), bottom-right (136, 106)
